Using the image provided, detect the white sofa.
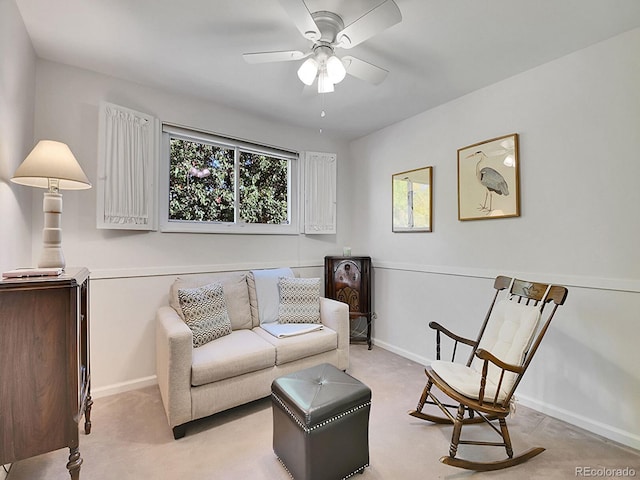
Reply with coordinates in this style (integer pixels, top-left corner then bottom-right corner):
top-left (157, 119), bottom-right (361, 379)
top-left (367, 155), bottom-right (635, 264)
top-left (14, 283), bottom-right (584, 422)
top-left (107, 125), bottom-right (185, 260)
top-left (155, 269), bottom-right (350, 439)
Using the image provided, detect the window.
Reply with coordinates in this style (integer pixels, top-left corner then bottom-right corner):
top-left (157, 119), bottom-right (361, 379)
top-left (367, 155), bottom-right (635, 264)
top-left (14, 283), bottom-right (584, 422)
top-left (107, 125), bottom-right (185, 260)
top-left (160, 124), bottom-right (299, 234)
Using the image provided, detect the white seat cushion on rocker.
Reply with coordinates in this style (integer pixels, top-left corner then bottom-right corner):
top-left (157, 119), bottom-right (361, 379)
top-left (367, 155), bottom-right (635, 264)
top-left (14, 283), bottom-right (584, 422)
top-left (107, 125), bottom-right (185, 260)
top-left (432, 299), bottom-right (541, 402)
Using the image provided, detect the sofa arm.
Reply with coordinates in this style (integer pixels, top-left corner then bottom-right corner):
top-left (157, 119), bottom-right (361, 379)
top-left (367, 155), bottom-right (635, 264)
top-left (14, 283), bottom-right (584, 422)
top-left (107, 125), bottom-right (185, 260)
top-left (319, 297), bottom-right (350, 368)
top-left (156, 306), bottom-right (193, 429)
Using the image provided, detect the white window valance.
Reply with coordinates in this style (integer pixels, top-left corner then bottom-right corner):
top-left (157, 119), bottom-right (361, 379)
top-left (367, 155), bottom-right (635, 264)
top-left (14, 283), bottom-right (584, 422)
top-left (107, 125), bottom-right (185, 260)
top-left (97, 102), bottom-right (157, 230)
top-left (302, 151), bottom-right (337, 234)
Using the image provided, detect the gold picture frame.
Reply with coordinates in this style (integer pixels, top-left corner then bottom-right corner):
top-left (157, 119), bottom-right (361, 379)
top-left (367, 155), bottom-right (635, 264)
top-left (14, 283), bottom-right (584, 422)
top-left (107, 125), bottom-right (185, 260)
top-left (457, 133), bottom-right (520, 221)
top-left (392, 166), bottom-right (433, 232)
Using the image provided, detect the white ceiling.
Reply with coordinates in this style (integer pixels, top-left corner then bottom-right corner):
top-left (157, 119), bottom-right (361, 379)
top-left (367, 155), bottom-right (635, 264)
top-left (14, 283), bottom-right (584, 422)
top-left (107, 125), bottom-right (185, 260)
top-left (15, 0), bottom-right (640, 140)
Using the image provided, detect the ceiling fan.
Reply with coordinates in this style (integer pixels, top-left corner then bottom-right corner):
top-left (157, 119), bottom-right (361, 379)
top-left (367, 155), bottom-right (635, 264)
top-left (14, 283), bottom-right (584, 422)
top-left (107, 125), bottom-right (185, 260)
top-left (243, 0), bottom-right (402, 93)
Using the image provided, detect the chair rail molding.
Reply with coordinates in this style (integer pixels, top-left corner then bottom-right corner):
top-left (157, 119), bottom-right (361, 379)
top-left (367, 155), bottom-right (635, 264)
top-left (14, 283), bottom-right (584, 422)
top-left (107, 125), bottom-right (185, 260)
top-left (373, 260), bottom-right (640, 294)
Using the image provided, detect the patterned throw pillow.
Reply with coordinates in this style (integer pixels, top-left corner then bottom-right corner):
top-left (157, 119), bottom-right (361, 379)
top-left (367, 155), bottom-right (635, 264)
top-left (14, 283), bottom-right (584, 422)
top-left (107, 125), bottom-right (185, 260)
top-left (278, 277), bottom-right (321, 324)
top-left (178, 282), bottom-right (232, 347)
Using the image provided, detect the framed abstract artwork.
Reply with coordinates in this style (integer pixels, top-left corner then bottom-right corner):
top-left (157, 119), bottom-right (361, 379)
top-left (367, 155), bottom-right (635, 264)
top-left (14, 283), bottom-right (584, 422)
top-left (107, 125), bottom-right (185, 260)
top-left (457, 133), bottom-right (520, 221)
top-left (392, 166), bottom-right (432, 232)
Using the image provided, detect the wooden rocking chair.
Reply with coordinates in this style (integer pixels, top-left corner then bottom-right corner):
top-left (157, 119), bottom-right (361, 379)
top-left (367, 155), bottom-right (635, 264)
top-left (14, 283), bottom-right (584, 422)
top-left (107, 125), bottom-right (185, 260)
top-left (408, 276), bottom-right (568, 471)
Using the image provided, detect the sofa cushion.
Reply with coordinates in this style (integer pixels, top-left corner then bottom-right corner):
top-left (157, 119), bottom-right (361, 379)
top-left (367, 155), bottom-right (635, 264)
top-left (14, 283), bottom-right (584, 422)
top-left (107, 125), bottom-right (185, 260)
top-left (253, 325), bottom-right (337, 365)
top-left (278, 277), bottom-right (321, 324)
top-left (170, 273), bottom-right (252, 330)
top-left (247, 268), bottom-right (295, 325)
top-left (178, 282), bottom-right (232, 347)
top-left (191, 329), bottom-right (276, 386)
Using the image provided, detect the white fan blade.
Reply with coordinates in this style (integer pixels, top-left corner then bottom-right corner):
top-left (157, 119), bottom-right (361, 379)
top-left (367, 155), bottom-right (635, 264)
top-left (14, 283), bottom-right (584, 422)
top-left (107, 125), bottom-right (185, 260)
top-left (336, 0), bottom-right (402, 49)
top-left (278, 0), bottom-right (321, 41)
top-left (342, 56), bottom-right (388, 85)
top-left (243, 50), bottom-right (308, 64)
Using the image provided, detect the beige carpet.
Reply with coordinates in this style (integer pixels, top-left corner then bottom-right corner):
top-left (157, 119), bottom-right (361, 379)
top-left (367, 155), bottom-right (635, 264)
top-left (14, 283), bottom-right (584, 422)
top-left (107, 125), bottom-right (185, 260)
top-left (7, 345), bottom-right (639, 479)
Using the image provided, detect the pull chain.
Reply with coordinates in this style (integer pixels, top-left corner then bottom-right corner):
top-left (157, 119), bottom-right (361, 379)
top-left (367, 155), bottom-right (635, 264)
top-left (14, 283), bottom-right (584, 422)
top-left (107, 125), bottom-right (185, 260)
top-left (319, 92), bottom-right (326, 133)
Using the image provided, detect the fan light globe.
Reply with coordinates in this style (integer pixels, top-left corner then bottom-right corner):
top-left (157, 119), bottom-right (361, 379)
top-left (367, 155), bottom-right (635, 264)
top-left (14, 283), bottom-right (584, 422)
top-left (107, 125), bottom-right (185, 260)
top-left (326, 55), bottom-right (346, 84)
top-left (318, 71), bottom-right (334, 93)
top-left (297, 58), bottom-right (319, 86)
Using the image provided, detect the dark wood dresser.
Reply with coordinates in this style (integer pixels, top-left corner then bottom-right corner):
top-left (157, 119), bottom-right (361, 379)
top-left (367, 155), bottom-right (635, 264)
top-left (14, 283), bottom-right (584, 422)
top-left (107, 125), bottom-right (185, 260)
top-left (0, 267), bottom-right (91, 479)
top-left (324, 256), bottom-right (372, 349)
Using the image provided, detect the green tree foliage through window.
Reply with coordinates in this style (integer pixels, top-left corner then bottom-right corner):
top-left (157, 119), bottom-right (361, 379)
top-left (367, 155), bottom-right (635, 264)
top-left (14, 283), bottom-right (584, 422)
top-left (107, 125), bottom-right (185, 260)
top-left (169, 137), bottom-right (289, 224)
top-left (239, 152), bottom-right (288, 224)
top-left (169, 139), bottom-right (234, 222)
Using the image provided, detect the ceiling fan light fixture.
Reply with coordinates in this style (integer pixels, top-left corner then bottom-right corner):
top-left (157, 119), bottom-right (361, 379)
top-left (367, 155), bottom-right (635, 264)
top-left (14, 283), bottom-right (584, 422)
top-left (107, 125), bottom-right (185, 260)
top-left (326, 55), bottom-right (346, 84)
top-left (317, 70), bottom-right (334, 93)
top-left (244, 0), bottom-right (402, 95)
top-left (297, 57), bottom-right (319, 86)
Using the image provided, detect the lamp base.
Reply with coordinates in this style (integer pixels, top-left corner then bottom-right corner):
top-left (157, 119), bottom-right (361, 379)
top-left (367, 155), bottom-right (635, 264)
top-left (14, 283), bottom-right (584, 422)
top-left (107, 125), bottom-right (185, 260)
top-left (38, 192), bottom-right (65, 270)
top-left (38, 247), bottom-right (65, 269)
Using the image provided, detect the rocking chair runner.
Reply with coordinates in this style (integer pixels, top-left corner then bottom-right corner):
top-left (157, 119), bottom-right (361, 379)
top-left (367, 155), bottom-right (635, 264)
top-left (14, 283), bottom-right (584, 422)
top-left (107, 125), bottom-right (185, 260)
top-left (408, 276), bottom-right (568, 471)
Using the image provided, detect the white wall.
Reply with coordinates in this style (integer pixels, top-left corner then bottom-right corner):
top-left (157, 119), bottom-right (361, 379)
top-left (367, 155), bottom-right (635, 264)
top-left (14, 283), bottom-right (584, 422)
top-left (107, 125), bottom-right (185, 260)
top-left (32, 60), bottom-right (353, 396)
top-left (349, 28), bottom-right (640, 449)
top-left (0, 0), bottom-right (36, 272)
top-left (1, 3), bottom-right (35, 474)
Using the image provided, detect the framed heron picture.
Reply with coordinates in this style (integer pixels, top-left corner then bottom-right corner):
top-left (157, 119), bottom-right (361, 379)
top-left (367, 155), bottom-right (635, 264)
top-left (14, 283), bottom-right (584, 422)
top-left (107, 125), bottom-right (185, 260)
top-left (457, 133), bottom-right (520, 221)
top-left (392, 166), bottom-right (432, 232)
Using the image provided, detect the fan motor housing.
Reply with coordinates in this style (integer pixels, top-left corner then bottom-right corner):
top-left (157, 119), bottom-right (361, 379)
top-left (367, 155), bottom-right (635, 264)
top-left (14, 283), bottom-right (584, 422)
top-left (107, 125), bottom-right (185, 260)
top-left (311, 11), bottom-right (344, 44)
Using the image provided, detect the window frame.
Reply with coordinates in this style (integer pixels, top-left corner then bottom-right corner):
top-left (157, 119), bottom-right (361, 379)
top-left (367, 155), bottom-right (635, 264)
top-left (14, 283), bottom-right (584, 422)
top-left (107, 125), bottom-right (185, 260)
top-left (159, 124), bottom-right (299, 235)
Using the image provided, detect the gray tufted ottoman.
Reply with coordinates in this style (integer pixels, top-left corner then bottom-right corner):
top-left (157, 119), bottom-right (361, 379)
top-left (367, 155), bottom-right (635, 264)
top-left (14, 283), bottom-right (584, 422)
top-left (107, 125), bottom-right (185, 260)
top-left (271, 363), bottom-right (372, 480)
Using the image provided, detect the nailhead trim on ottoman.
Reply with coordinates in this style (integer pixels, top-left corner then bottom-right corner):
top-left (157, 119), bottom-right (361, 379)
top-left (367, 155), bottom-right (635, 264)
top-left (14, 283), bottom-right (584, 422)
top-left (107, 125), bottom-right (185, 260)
top-left (271, 363), bottom-right (372, 480)
top-left (272, 392), bottom-right (371, 433)
top-left (276, 456), bottom-right (369, 480)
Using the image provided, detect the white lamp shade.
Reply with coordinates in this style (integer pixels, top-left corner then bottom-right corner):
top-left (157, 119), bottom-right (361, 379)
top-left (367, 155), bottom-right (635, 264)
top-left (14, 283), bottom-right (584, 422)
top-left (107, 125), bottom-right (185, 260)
top-left (326, 55), bottom-right (346, 84)
top-left (11, 140), bottom-right (91, 190)
top-left (297, 58), bottom-right (319, 86)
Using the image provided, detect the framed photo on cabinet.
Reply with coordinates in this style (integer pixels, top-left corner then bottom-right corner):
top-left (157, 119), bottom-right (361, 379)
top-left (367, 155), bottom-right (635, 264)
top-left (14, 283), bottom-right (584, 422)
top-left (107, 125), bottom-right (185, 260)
top-left (457, 133), bottom-right (520, 221)
top-left (392, 166), bottom-right (432, 232)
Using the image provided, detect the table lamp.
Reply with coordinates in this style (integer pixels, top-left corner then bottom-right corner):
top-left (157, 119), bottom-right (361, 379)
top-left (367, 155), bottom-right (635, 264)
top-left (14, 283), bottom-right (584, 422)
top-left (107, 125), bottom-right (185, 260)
top-left (11, 140), bottom-right (92, 269)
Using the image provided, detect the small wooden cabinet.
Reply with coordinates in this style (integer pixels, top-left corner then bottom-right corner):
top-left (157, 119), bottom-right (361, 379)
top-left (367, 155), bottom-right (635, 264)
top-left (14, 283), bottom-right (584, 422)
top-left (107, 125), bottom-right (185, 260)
top-left (324, 256), bottom-right (372, 349)
top-left (0, 267), bottom-right (92, 479)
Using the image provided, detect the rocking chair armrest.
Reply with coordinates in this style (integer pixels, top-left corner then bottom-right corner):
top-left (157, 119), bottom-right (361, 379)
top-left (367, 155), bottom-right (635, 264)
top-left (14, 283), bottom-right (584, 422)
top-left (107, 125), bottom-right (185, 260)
top-left (429, 321), bottom-right (477, 347)
top-left (475, 348), bottom-right (525, 374)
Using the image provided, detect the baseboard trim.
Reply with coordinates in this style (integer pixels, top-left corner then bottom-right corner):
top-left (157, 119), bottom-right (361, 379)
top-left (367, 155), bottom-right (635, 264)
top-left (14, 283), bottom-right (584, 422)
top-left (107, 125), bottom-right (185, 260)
top-left (515, 393), bottom-right (640, 451)
top-left (372, 338), bottom-right (640, 452)
top-left (92, 375), bottom-right (157, 399)
top-left (373, 339), bottom-right (430, 367)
